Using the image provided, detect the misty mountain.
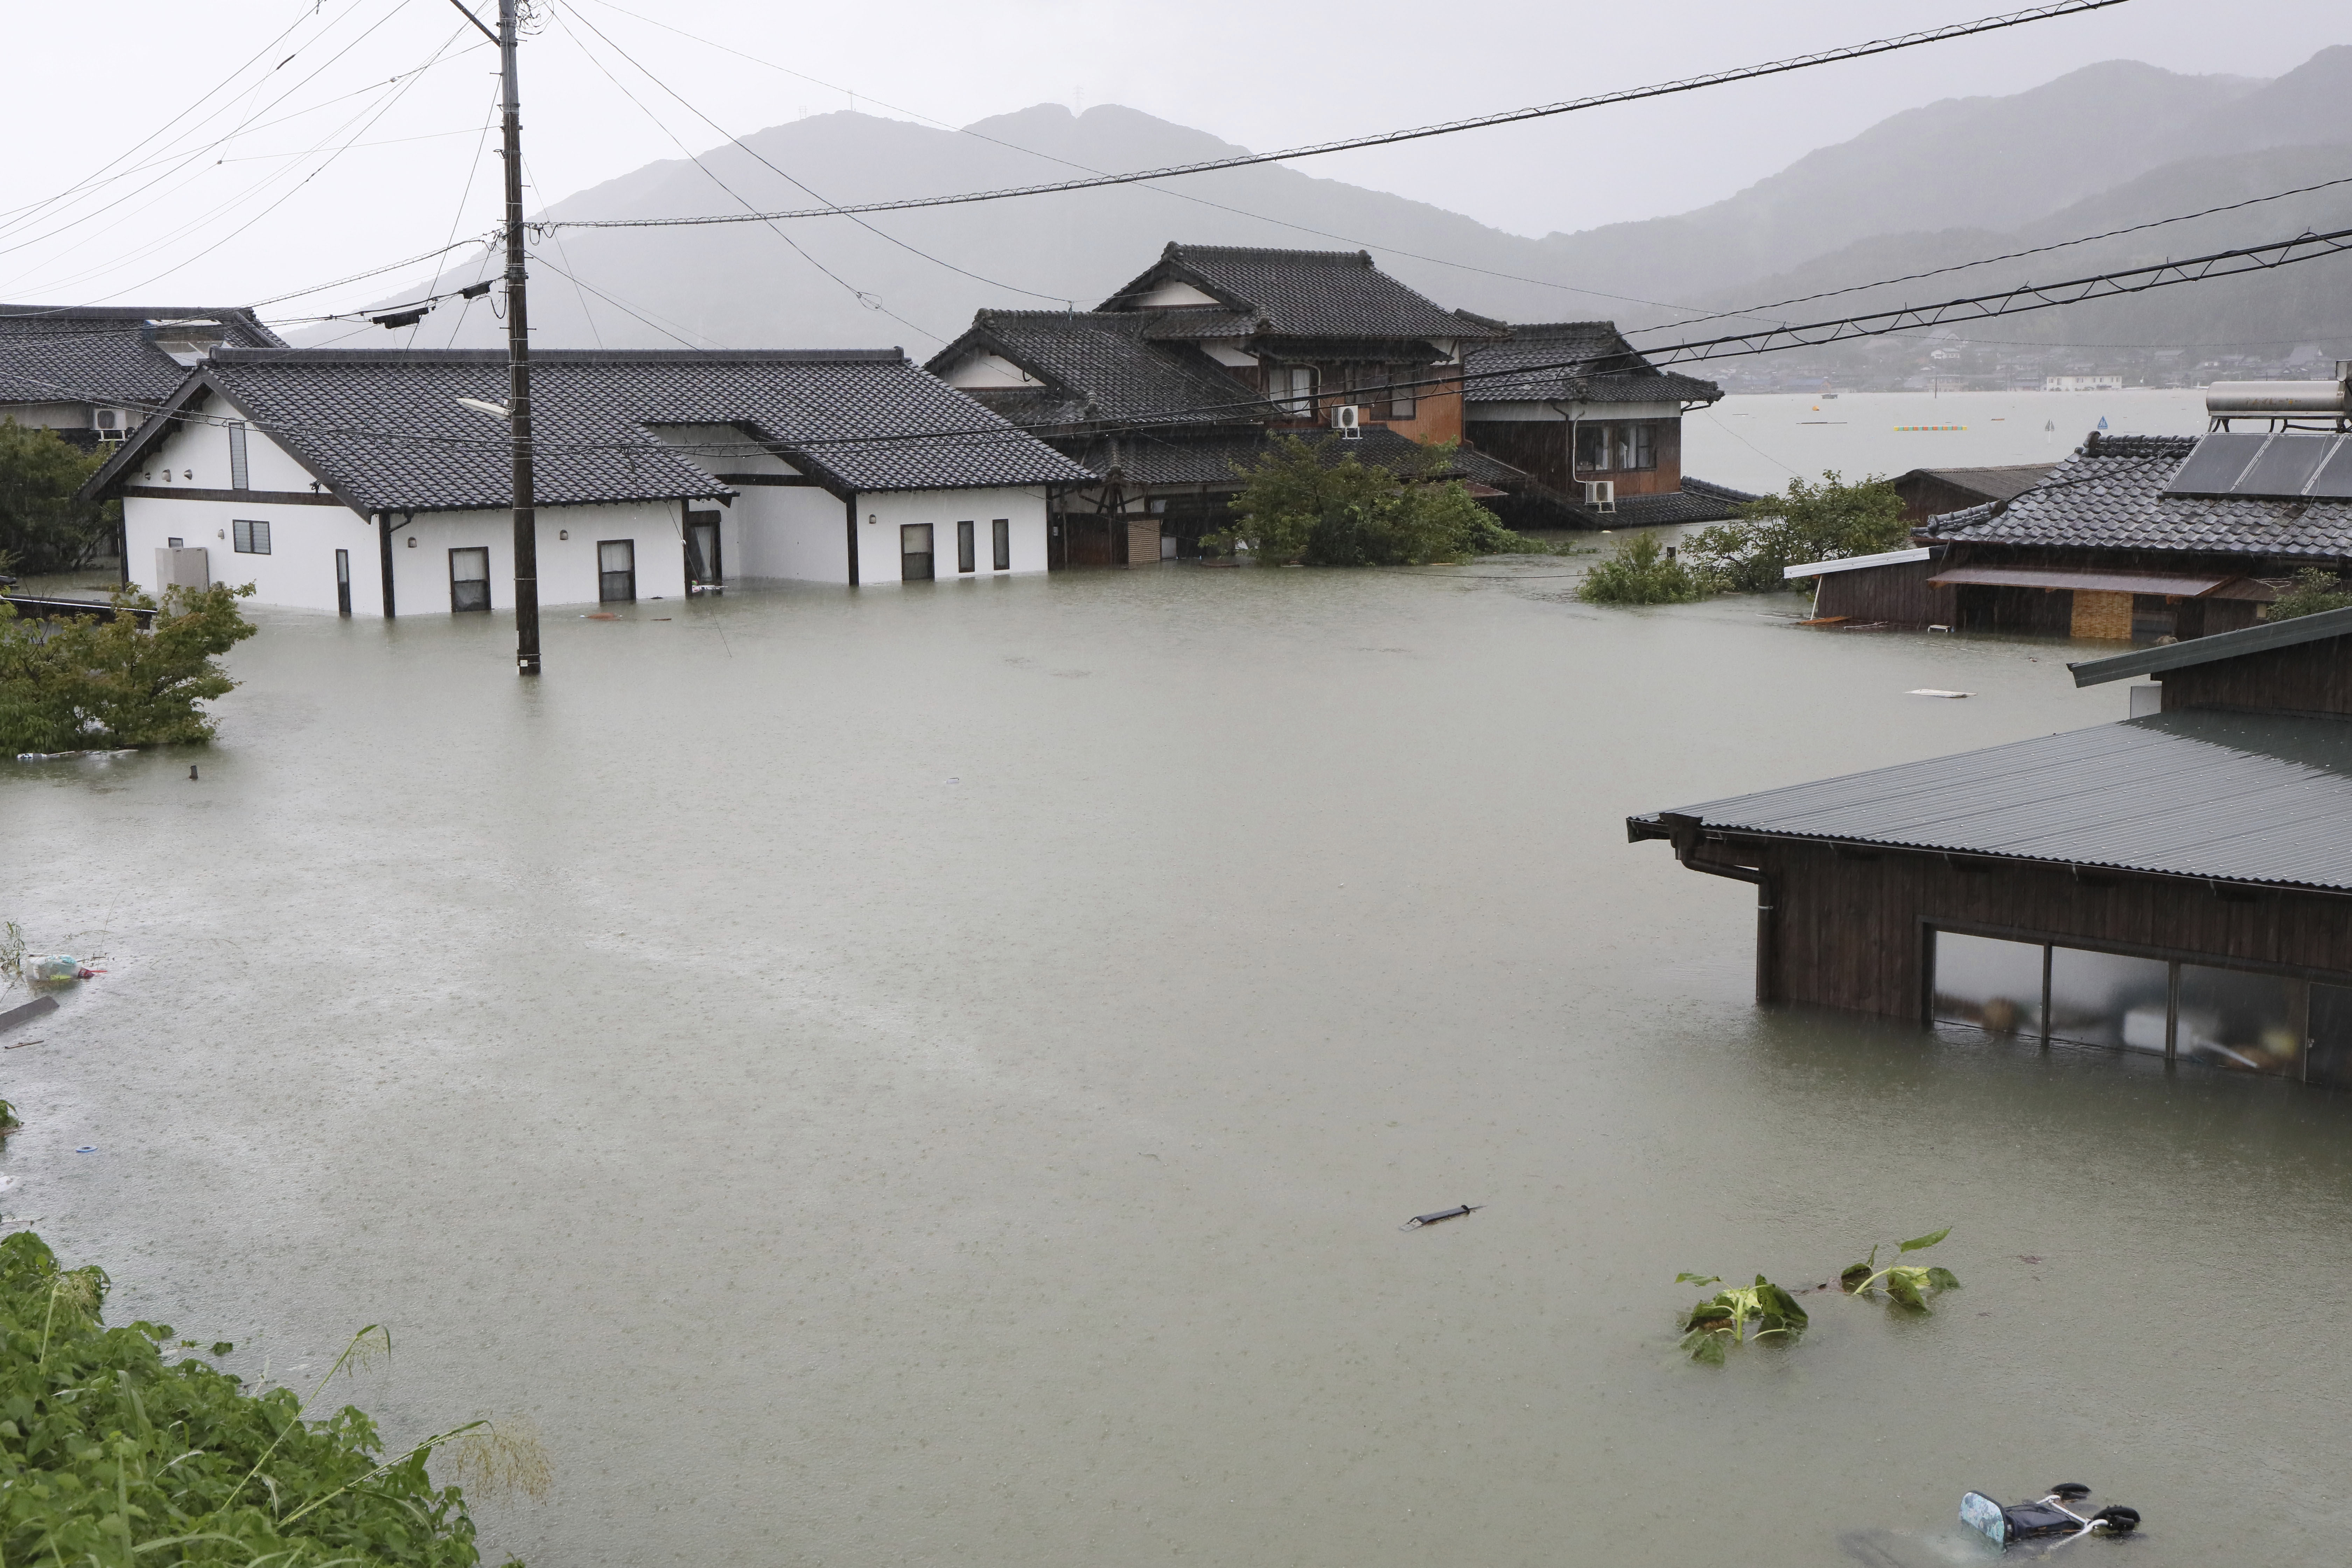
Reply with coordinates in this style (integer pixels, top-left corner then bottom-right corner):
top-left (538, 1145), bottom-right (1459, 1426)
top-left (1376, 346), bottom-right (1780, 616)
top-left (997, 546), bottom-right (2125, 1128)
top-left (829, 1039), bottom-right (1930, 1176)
top-left (328, 45), bottom-right (2352, 364)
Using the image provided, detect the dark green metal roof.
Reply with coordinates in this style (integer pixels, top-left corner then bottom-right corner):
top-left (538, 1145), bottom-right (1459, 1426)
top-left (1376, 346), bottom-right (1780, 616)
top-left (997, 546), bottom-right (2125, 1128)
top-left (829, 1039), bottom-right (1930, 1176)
top-left (1629, 710), bottom-right (2352, 893)
top-left (2069, 603), bottom-right (2352, 686)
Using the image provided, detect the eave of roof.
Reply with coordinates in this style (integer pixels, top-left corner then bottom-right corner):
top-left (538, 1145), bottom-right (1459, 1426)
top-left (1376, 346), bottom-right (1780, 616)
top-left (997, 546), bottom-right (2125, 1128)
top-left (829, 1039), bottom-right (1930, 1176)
top-left (1629, 709), bottom-right (2352, 895)
top-left (2069, 602), bottom-right (2352, 686)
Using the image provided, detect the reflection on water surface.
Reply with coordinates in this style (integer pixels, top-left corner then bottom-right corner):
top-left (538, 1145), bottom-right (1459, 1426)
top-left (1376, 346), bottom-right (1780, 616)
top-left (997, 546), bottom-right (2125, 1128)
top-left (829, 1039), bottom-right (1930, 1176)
top-left (5, 567), bottom-right (2347, 1566)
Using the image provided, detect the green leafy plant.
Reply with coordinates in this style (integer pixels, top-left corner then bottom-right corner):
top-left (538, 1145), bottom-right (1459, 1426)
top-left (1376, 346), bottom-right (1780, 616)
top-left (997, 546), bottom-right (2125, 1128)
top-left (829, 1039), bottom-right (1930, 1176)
top-left (0, 420), bottom-right (118, 575)
top-left (0, 1229), bottom-right (537, 1565)
top-left (1675, 1272), bottom-right (1810, 1365)
top-left (1679, 470), bottom-right (1907, 594)
top-left (1840, 1226), bottom-right (1962, 1311)
top-left (0, 581), bottom-right (256, 753)
top-left (1208, 436), bottom-right (1557, 565)
top-left (1576, 531), bottom-right (1709, 604)
top-left (2265, 566), bottom-right (2352, 622)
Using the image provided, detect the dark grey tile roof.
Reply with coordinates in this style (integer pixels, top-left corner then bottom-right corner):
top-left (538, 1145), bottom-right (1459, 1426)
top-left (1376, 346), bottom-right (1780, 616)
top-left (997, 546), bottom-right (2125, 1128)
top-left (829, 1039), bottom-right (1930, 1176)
top-left (1632, 709), bottom-right (2352, 894)
top-left (928, 311), bottom-right (1269, 429)
top-left (1098, 244), bottom-right (1497, 343)
top-left (1925, 433), bottom-right (2352, 560)
top-left (86, 349), bottom-right (1092, 514)
top-left (1895, 464), bottom-right (2054, 504)
top-left (1610, 478), bottom-right (1756, 527)
top-left (0, 304), bottom-right (282, 410)
top-left (1463, 321), bottom-right (1722, 405)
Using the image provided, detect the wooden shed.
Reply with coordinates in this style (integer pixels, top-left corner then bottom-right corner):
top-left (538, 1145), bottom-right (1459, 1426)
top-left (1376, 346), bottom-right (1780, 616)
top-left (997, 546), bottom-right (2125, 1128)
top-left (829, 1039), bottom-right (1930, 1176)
top-left (1628, 605), bottom-right (2352, 1088)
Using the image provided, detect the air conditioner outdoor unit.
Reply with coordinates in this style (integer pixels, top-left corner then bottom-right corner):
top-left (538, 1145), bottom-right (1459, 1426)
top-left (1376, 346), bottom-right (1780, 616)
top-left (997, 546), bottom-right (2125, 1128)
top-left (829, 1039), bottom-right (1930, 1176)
top-left (92, 408), bottom-right (126, 440)
top-left (1581, 479), bottom-right (1616, 513)
top-left (1331, 404), bottom-right (1362, 440)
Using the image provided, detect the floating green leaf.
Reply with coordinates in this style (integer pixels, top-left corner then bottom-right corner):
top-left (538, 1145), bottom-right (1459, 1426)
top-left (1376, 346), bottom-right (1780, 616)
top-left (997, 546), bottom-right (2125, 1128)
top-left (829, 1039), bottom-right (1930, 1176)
top-left (1898, 1227), bottom-right (1951, 1254)
top-left (1674, 1272), bottom-right (1722, 1288)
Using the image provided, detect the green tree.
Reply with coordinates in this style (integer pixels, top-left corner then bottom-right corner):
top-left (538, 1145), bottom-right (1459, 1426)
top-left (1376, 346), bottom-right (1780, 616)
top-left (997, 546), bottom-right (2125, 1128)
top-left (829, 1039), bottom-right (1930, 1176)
top-left (0, 420), bottom-right (117, 575)
top-left (1575, 531), bottom-right (1709, 605)
top-left (1680, 470), bottom-right (1907, 593)
top-left (1209, 436), bottom-right (1551, 565)
top-left (0, 1229), bottom-right (536, 1566)
top-left (0, 582), bottom-right (256, 753)
top-left (2266, 566), bottom-right (2352, 622)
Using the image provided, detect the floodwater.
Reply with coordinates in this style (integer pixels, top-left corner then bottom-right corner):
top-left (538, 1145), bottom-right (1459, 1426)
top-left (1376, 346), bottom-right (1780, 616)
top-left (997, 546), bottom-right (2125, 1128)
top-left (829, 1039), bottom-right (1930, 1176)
top-left (7, 569), bottom-right (2352, 1567)
top-left (1686, 388), bottom-right (2213, 494)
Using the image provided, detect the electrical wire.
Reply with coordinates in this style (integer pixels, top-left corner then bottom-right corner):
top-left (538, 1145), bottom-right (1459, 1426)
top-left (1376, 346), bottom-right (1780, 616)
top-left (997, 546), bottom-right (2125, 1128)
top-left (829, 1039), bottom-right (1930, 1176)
top-left (25, 215), bottom-right (2352, 475)
top-left (538, 1), bottom-right (2134, 234)
top-left (539, 3), bottom-right (942, 345)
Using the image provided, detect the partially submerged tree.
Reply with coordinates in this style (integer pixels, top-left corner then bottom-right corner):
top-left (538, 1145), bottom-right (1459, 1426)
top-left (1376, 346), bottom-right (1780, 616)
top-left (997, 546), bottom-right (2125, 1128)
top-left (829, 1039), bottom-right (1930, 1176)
top-left (2265, 566), bottom-right (2352, 622)
top-left (1575, 531), bottom-right (1708, 604)
top-left (0, 582), bottom-right (257, 753)
top-left (1680, 470), bottom-right (1907, 593)
top-left (0, 1229), bottom-right (542, 1565)
top-left (1208, 436), bottom-right (1550, 565)
top-left (0, 420), bottom-right (117, 575)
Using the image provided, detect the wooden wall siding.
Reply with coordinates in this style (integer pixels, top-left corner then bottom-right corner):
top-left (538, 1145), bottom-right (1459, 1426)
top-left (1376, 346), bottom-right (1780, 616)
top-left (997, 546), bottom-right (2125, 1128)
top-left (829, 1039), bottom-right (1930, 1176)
top-left (2070, 589), bottom-right (2135, 640)
top-left (1384, 374), bottom-right (1464, 445)
top-left (2162, 629), bottom-right (2352, 716)
top-left (1896, 472), bottom-right (2000, 524)
top-left (1747, 840), bottom-right (2352, 1017)
top-left (1812, 560), bottom-right (1956, 624)
top-left (1957, 584), bottom-right (2075, 635)
top-left (1572, 420), bottom-right (1681, 498)
top-left (1464, 421), bottom-right (1568, 490)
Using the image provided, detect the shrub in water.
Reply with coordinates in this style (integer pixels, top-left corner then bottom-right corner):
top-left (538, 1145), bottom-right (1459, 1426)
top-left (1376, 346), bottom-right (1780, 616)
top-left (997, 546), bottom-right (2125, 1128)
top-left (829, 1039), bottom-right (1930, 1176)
top-left (0, 582), bottom-right (255, 753)
top-left (1576, 532), bottom-right (1708, 604)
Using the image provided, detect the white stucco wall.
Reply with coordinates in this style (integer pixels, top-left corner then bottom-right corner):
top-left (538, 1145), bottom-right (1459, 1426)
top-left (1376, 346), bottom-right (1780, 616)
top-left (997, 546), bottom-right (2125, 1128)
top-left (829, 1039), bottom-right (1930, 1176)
top-left (853, 488), bottom-right (1049, 583)
top-left (936, 351), bottom-right (1042, 390)
top-left (124, 491), bottom-right (380, 613)
top-left (388, 500), bottom-right (687, 615)
top-left (733, 484), bottom-right (852, 582)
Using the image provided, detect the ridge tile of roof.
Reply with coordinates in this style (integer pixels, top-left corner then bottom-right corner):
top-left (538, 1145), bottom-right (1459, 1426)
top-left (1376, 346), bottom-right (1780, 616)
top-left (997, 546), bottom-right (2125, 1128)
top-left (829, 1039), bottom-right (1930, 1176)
top-left (1095, 243), bottom-right (1496, 343)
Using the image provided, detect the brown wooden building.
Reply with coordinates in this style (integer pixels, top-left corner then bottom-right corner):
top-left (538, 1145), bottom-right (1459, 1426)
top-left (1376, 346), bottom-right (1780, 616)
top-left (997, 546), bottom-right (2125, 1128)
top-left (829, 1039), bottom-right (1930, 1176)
top-left (1889, 463), bottom-right (2052, 525)
top-left (1460, 320), bottom-right (1753, 529)
top-left (1628, 605), bottom-right (2352, 1090)
top-left (1795, 419), bottom-right (2352, 638)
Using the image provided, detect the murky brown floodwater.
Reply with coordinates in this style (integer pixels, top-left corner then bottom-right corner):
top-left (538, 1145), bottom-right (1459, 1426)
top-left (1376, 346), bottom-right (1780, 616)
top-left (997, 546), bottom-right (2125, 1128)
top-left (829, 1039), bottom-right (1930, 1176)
top-left (7, 564), bottom-right (2351, 1567)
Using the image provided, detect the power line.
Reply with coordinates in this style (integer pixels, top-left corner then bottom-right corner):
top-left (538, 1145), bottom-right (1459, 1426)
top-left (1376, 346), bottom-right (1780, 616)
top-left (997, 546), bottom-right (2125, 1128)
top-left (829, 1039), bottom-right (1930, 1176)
top-left (536, 1), bottom-right (2133, 234)
top-left (1634, 171), bottom-right (2352, 336)
top-left (32, 216), bottom-right (2352, 474)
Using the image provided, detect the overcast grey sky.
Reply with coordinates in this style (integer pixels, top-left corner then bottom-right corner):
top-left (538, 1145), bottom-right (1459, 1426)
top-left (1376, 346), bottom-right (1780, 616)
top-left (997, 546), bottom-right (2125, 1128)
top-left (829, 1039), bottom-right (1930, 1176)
top-left (4, 0), bottom-right (2346, 321)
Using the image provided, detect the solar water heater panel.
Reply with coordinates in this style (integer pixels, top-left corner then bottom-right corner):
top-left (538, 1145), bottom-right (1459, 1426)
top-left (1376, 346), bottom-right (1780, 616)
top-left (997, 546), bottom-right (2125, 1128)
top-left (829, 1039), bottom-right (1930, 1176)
top-left (2162, 432), bottom-right (2267, 497)
top-left (2306, 437), bottom-right (2352, 499)
top-left (2234, 432), bottom-right (2334, 499)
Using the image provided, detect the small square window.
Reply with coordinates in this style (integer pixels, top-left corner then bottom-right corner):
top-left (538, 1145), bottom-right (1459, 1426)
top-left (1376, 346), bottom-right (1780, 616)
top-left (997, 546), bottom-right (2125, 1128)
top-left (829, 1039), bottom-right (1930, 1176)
top-left (232, 518), bottom-right (271, 554)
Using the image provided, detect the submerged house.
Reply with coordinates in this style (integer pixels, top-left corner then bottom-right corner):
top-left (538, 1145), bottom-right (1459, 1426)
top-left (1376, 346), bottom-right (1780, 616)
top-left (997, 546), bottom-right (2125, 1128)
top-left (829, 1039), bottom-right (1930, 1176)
top-left (0, 304), bottom-right (283, 447)
top-left (929, 243), bottom-right (1525, 563)
top-left (1458, 320), bottom-right (1751, 528)
top-left (79, 348), bottom-right (1091, 615)
top-left (1628, 606), bottom-right (2352, 1090)
top-left (1797, 375), bottom-right (2352, 637)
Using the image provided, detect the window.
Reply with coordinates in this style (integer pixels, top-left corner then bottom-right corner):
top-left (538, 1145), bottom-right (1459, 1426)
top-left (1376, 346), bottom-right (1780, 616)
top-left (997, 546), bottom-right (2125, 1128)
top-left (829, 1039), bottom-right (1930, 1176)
top-left (231, 518), bottom-right (271, 555)
top-left (1271, 364), bottom-right (1316, 415)
top-left (901, 523), bottom-right (934, 581)
top-left (992, 518), bottom-right (1010, 571)
top-left (1356, 365), bottom-right (1390, 418)
top-left (1629, 422), bottom-right (1657, 471)
top-left (685, 509), bottom-right (721, 587)
top-left (1390, 366), bottom-right (1416, 419)
top-left (957, 519), bottom-right (976, 574)
top-left (1931, 931), bottom-right (2043, 1035)
top-left (1575, 422), bottom-right (1607, 472)
top-left (228, 422), bottom-right (250, 490)
top-left (2177, 964), bottom-right (2301, 1076)
top-left (598, 539), bottom-right (636, 603)
top-left (335, 548), bottom-right (351, 616)
top-left (2047, 946), bottom-right (2170, 1051)
top-left (449, 546), bottom-right (491, 612)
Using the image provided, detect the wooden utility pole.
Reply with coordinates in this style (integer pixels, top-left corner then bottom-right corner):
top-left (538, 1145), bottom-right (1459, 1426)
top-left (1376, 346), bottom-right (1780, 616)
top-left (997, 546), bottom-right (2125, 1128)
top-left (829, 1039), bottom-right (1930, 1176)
top-left (495, 0), bottom-right (540, 673)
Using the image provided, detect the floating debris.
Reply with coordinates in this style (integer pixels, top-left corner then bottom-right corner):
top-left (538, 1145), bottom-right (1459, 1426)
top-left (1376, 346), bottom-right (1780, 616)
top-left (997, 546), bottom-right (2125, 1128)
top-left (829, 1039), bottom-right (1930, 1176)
top-left (1908, 689), bottom-right (1972, 699)
top-left (1401, 1204), bottom-right (1482, 1230)
top-left (0, 996), bottom-right (59, 1035)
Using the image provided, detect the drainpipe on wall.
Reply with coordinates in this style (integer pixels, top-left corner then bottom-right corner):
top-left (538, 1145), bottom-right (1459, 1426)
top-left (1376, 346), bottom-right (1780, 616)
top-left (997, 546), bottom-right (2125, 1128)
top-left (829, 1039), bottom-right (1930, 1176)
top-left (1660, 811), bottom-right (1776, 1005)
top-left (376, 512), bottom-right (396, 619)
top-left (844, 493), bottom-right (860, 586)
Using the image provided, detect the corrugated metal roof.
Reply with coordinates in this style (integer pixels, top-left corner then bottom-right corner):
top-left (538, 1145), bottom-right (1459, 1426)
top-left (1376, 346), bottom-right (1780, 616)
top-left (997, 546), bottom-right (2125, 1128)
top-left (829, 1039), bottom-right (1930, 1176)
top-left (2070, 601), bottom-right (2352, 686)
top-left (1632, 710), bottom-right (2352, 893)
top-left (1784, 546), bottom-right (1933, 580)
